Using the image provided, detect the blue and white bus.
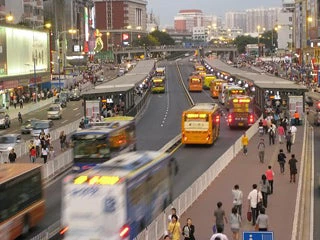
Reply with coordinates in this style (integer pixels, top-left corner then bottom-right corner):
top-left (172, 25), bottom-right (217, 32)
top-left (71, 116), bottom-right (136, 172)
top-left (60, 151), bottom-right (178, 240)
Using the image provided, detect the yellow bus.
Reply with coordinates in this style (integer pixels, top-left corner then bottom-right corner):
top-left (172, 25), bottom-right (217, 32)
top-left (0, 164), bottom-right (45, 240)
top-left (182, 103), bottom-right (220, 145)
top-left (188, 75), bottom-right (203, 92)
top-left (203, 74), bottom-right (216, 90)
top-left (210, 79), bottom-right (227, 98)
top-left (195, 64), bottom-right (205, 72)
top-left (224, 86), bottom-right (246, 110)
top-left (151, 77), bottom-right (165, 93)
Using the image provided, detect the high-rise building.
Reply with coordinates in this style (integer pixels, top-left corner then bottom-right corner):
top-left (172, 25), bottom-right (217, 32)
top-left (246, 8), bottom-right (280, 33)
top-left (225, 12), bottom-right (246, 32)
top-left (94, 0), bottom-right (147, 48)
top-left (3, 0), bottom-right (44, 27)
top-left (174, 9), bottom-right (204, 32)
top-left (277, 0), bottom-right (294, 50)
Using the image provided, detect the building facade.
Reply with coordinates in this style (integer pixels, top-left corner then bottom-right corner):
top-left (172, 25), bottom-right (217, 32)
top-left (246, 8), bottom-right (281, 33)
top-left (174, 9), bottom-right (204, 33)
top-left (225, 11), bottom-right (247, 32)
top-left (94, 0), bottom-right (147, 49)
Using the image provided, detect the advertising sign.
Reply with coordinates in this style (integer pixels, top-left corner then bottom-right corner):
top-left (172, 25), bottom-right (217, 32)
top-left (0, 26), bottom-right (49, 78)
top-left (243, 232), bottom-right (273, 240)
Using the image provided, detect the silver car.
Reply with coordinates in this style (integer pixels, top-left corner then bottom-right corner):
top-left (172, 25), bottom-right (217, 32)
top-left (47, 104), bottom-right (62, 120)
top-left (0, 134), bottom-right (22, 153)
top-left (31, 120), bottom-right (54, 137)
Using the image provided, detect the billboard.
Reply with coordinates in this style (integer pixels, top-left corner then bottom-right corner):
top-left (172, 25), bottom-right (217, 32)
top-left (0, 26), bottom-right (49, 78)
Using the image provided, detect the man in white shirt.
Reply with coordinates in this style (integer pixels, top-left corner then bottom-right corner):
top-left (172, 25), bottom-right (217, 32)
top-left (289, 125), bottom-right (297, 144)
top-left (247, 184), bottom-right (262, 226)
top-left (167, 207), bottom-right (179, 222)
top-left (210, 226), bottom-right (229, 240)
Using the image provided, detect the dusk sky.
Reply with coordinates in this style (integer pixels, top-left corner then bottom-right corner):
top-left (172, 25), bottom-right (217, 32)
top-left (147, 0), bottom-right (282, 27)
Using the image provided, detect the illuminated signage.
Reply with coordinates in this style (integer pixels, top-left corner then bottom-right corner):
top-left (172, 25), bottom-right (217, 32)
top-left (122, 33), bottom-right (129, 41)
top-left (84, 7), bottom-right (89, 41)
top-left (73, 45), bottom-right (81, 52)
top-left (186, 113), bottom-right (208, 119)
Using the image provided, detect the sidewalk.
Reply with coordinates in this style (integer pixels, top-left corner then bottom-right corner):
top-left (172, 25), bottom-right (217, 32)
top-left (179, 125), bottom-right (304, 240)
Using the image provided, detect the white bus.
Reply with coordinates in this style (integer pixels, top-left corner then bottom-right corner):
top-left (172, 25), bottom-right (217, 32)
top-left (60, 151), bottom-right (178, 240)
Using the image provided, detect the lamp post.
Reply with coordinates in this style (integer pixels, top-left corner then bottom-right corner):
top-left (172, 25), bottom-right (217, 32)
top-left (257, 25), bottom-right (261, 57)
top-left (306, 16), bottom-right (313, 63)
top-left (0, 12), bottom-right (13, 22)
top-left (126, 25), bottom-right (132, 46)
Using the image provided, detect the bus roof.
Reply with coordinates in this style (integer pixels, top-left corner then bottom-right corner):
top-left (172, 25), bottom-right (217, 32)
top-left (156, 67), bottom-right (165, 72)
top-left (0, 163), bottom-right (42, 184)
top-left (186, 103), bottom-right (219, 112)
top-left (72, 151), bottom-right (169, 181)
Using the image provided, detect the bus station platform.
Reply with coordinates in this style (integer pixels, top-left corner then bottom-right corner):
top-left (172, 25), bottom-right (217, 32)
top-left (179, 125), bottom-right (304, 240)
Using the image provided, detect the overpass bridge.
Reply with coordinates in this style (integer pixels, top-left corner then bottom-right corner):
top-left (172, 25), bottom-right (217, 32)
top-left (112, 45), bottom-right (238, 61)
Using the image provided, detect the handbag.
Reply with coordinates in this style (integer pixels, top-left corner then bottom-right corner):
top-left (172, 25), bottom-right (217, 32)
top-left (169, 223), bottom-right (176, 238)
top-left (267, 185), bottom-right (271, 195)
top-left (212, 224), bottom-right (217, 233)
top-left (247, 211), bottom-right (252, 221)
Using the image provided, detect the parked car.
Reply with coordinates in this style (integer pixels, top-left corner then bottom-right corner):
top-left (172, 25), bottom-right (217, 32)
top-left (0, 110), bottom-right (10, 129)
top-left (21, 118), bottom-right (39, 134)
top-left (31, 120), bottom-right (54, 137)
top-left (47, 104), bottom-right (62, 120)
top-left (69, 89), bottom-right (81, 101)
top-left (0, 134), bottom-right (22, 153)
top-left (54, 98), bottom-right (67, 108)
top-left (305, 95), bottom-right (314, 107)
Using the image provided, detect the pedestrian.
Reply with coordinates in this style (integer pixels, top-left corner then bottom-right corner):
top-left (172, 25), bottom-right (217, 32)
top-left (232, 185), bottom-right (243, 216)
top-left (214, 201), bottom-right (228, 233)
top-left (41, 146), bottom-right (49, 164)
top-left (8, 148), bottom-right (17, 163)
top-left (259, 174), bottom-right (270, 208)
top-left (277, 149), bottom-right (286, 174)
top-left (247, 184), bottom-right (262, 226)
top-left (48, 146), bottom-right (56, 160)
top-left (19, 98), bottom-right (23, 108)
top-left (281, 117), bottom-right (288, 133)
top-left (241, 133), bottom-right (248, 155)
top-left (28, 140), bottom-right (35, 162)
top-left (268, 126), bottom-right (275, 145)
top-left (209, 226), bottom-right (229, 240)
top-left (182, 218), bottom-right (195, 240)
top-left (262, 118), bottom-right (268, 134)
top-left (293, 111), bottom-right (300, 125)
top-left (288, 154), bottom-right (298, 183)
top-left (34, 137), bottom-right (41, 157)
top-left (30, 146), bottom-right (37, 163)
top-left (168, 207), bottom-right (179, 222)
top-left (257, 138), bottom-right (265, 163)
top-left (13, 98), bottom-right (17, 109)
top-left (277, 124), bottom-right (285, 144)
top-left (265, 166), bottom-right (275, 194)
top-left (289, 125), bottom-right (297, 144)
top-left (286, 131), bottom-right (292, 153)
top-left (163, 235), bottom-right (171, 240)
top-left (229, 207), bottom-right (241, 240)
top-left (255, 207), bottom-right (269, 231)
top-left (59, 131), bottom-right (67, 151)
top-left (167, 214), bottom-right (181, 240)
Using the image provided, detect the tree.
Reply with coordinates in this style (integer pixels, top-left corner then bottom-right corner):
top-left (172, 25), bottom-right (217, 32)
top-left (233, 35), bottom-right (257, 53)
top-left (150, 30), bottom-right (175, 45)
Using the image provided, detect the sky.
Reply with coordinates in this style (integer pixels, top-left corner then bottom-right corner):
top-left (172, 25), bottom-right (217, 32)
top-left (147, 0), bottom-right (282, 27)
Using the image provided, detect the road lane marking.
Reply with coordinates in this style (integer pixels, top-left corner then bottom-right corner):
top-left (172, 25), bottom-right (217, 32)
top-left (61, 120), bottom-right (68, 124)
top-left (75, 113), bottom-right (81, 116)
top-left (73, 107), bottom-right (79, 111)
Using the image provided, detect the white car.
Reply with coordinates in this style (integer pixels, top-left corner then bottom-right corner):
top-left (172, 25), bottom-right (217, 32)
top-left (0, 134), bottom-right (22, 154)
top-left (31, 120), bottom-right (54, 137)
top-left (47, 104), bottom-right (62, 120)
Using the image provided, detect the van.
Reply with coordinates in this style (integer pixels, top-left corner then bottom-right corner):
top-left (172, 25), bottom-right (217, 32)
top-left (31, 120), bottom-right (54, 137)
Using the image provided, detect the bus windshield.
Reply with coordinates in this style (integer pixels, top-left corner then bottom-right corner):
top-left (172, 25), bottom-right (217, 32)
top-left (73, 134), bottom-right (111, 161)
top-left (190, 78), bottom-right (201, 84)
top-left (232, 99), bottom-right (251, 112)
top-left (229, 89), bottom-right (245, 96)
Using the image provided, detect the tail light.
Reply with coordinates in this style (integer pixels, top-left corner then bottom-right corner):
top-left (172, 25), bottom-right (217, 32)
top-left (182, 132), bottom-right (187, 142)
top-left (249, 114), bottom-right (254, 123)
top-left (120, 224), bottom-right (130, 238)
top-left (228, 114), bottom-right (232, 123)
top-left (215, 115), bottom-right (220, 123)
top-left (206, 134), bottom-right (210, 141)
top-left (60, 226), bottom-right (69, 236)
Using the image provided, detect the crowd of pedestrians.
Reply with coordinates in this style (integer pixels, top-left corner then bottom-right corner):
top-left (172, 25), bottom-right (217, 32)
top-left (27, 131), bottom-right (55, 164)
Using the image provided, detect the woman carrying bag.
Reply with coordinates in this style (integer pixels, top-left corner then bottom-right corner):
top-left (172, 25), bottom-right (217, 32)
top-left (168, 214), bottom-right (181, 240)
top-left (182, 218), bottom-right (195, 240)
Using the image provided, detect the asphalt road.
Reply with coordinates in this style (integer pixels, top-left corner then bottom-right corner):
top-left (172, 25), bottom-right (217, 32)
top-left (22, 60), bottom-right (247, 239)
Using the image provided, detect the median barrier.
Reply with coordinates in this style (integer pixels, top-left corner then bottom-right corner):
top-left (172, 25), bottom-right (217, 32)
top-left (135, 115), bottom-right (262, 240)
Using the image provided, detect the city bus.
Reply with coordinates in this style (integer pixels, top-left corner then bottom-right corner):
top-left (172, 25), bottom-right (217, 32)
top-left (0, 164), bottom-right (45, 240)
top-left (227, 95), bottom-right (255, 128)
top-left (60, 151), bottom-right (178, 240)
top-left (203, 74), bottom-right (216, 90)
top-left (210, 79), bottom-right (227, 98)
top-left (151, 76), bottom-right (165, 93)
top-left (224, 85), bottom-right (246, 109)
top-left (194, 64), bottom-right (205, 72)
top-left (188, 75), bottom-right (203, 92)
top-left (71, 116), bottom-right (136, 172)
top-left (182, 103), bottom-right (220, 144)
top-left (155, 67), bottom-right (165, 76)
top-left (218, 83), bottom-right (230, 104)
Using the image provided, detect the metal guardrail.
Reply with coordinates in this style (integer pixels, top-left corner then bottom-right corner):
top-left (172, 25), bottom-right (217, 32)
top-left (134, 115), bottom-right (262, 240)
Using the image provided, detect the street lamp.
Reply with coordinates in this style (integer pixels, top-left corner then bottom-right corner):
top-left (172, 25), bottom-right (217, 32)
top-left (106, 32), bottom-right (110, 50)
top-left (0, 12), bottom-right (14, 22)
top-left (257, 25), bottom-right (261, 56)
top-left (126, 25), bottom-right (132, 45)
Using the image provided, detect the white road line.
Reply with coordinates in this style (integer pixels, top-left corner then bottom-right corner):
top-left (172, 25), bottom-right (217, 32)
top-left (75, 113), bottom-right (81, 116)
top-left (61, 120), bottom-right (68, 124)
top-left (73, 108), bottom-right (79, 111)
top-left (310, 128), bottom-right (314, 240)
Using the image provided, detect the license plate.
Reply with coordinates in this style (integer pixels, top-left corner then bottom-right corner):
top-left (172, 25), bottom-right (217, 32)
top-left (238, 123), bottom-right (244, 126)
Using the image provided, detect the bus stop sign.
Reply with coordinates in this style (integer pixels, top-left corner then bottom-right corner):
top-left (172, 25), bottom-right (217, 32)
top-left (243, 232), bottom-right (274, 240)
